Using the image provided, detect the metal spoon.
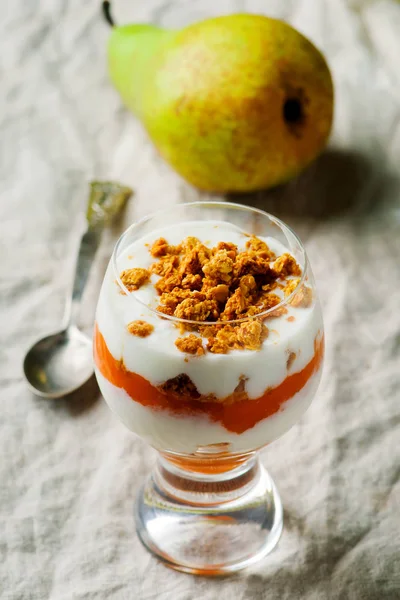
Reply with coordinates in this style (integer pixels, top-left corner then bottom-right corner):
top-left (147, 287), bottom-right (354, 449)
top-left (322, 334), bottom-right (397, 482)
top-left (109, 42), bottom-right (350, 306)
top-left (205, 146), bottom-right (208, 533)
top-left (23, 181), bottom-right (132, 398)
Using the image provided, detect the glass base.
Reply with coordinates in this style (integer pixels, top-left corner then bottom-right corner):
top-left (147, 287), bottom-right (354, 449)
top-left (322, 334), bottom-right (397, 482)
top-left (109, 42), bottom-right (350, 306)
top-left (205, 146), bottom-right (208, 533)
top-left (135, 450), bottom-right (283, 575)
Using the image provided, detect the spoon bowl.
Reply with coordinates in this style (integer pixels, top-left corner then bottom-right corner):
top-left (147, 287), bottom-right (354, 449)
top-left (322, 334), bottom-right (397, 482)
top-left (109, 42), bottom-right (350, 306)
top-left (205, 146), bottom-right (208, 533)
top-left (23, 326), bottom-right (93, 398)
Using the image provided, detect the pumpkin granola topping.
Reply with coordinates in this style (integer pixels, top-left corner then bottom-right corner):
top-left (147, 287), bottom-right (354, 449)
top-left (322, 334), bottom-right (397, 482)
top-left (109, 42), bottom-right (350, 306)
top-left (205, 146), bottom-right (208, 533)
top-left (120, 234), bottom-right (312, 353)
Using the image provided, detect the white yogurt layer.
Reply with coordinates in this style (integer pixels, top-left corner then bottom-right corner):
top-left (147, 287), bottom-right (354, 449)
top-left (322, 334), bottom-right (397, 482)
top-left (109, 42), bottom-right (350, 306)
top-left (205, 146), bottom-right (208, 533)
top-left (95, 367), bottom-right (322, 454)
top-left (96, 220), bottom-right (323, 399)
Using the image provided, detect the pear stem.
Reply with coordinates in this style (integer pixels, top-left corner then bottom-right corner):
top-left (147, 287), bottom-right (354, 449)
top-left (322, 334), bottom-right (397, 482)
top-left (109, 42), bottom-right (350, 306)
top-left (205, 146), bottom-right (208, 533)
top-left (102, 1), bottom-right (115, 27)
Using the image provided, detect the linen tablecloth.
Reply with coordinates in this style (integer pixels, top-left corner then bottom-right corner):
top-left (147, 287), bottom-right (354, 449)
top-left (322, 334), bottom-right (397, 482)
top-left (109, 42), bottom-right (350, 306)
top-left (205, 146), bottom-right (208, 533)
top-left (1, 1), bottom-right (400, 598)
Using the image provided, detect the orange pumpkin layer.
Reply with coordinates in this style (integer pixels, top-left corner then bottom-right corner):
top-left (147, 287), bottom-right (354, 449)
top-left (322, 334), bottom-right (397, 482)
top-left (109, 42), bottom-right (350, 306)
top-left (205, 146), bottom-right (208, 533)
top-left (94, 324), bottom-right (324, 434)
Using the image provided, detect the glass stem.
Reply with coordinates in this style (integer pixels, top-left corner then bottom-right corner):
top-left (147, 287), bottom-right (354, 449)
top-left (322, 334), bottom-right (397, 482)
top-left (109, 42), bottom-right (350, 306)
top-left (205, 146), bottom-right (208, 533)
top-left (155, 451), bottom-right (260, 505)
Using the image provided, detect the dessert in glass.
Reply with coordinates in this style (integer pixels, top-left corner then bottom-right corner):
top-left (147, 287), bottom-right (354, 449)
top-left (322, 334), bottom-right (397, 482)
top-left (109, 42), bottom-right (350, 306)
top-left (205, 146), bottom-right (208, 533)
top-left (94, 201), bottom-right (324, 574)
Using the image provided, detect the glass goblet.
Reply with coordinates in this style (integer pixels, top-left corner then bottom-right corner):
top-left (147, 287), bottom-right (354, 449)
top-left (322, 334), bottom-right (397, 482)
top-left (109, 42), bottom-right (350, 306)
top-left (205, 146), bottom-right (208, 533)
top-left (94, 201), bottom-right (324, 575)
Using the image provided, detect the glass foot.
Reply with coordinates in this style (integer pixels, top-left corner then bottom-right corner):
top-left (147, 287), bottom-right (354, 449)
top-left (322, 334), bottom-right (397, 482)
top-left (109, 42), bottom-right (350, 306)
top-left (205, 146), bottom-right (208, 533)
top-left (135, 451), bottom-right (283, 575)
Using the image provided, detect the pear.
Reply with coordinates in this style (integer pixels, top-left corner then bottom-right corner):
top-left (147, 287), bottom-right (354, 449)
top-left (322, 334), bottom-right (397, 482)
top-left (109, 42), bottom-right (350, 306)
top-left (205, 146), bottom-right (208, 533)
top-left (105, 4), bottom-right (333, 192)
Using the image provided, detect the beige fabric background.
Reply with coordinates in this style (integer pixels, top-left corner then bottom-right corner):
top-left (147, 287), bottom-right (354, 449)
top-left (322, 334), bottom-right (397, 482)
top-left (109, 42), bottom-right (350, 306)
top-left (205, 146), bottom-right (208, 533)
top-left (1, 0), bottom-right (400, 598)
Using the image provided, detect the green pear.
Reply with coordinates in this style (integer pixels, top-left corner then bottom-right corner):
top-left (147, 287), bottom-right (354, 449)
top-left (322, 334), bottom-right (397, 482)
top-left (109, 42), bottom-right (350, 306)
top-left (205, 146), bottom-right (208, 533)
top-left (105, 4), bottom-right (334, 192)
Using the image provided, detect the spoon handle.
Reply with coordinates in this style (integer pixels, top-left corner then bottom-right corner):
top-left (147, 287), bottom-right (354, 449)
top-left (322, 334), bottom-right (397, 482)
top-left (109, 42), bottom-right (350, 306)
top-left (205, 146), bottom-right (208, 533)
top-left (62, 229), bottom-right (102, 329)
top-left (62, 181), bottom-right (133, 329)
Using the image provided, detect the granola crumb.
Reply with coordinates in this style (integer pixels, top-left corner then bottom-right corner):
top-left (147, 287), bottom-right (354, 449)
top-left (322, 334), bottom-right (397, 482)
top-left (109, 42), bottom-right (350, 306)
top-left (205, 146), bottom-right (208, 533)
top-left (233, 252), bottom-right (273, 279)
top-left (208, 284), bottom-right (230, 303)
top-left (286, 350), bottom-right (297, 369)
top-left (158, 373), bottom-right (200, 399)
top-left (207, 324), bottom-right (241, 354)
top-left (216, 241), bottom-right (237, 253)
top-left (290, 285), bottom-right (313, 308)
top-left (237, 320), bottom-right (263, 351)
top-left (221, 288), bottom-right (249, 320)
top-left (284, 277), bottom-right (301, 298)
top-left (287, 316), bottom-right (296, 322)
top-left (150, 255), bottom-right (180, 277)
top-left (273, 253), bottom-right (301, 278)
top-left (156, 304), bottom-right (175, 316)
top-left (115, 280), bottom-right (127, 295)
top-left (264, 306), bottom-right (288, 319)
top-left (207, 336), bottom-right (228, 354)
top-left (261, 324), bottom-right (269, 342)
top-left (202, 250), bottom-right (234, 283)
top-left (150, 237), bottom-right (181, 258)
top-left (175, 334), bottom-right (205, 356)
top-left (233, 375), bottom-right (248, 400)
top-left (255, 292), bottom-right (281, 312)
top-left (181, 273), bottom-right (203, 290)
top-left (120, 268), bottom-right (150, 291)
top-left (155, 272), bottom-right (182, 295)
top-left (174, 298), bottom-right (218, 321)
top-left (183, 236), bottom-right (201, 251)
top-left (245, 235), bottom-right (276, 260)
top-left (127, 320), bottom-right (154, 337)
top-left (261, 281), bottom-right (278, 293)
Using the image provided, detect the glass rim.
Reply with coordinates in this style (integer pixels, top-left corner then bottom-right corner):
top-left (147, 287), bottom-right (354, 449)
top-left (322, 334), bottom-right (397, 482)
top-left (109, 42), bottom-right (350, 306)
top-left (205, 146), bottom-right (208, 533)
top-left (111, 201), bottom-right (309, 325)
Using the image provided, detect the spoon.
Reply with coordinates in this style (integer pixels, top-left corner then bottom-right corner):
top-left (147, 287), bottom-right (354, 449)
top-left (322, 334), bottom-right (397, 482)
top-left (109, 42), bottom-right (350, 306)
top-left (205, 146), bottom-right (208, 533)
top-left (23, 181), bottom-right (132, 398)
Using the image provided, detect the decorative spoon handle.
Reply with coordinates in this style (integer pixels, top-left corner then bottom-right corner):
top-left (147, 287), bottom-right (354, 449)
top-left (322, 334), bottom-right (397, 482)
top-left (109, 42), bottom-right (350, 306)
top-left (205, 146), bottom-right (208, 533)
top-left (62, 181), bottom-right (133, 329)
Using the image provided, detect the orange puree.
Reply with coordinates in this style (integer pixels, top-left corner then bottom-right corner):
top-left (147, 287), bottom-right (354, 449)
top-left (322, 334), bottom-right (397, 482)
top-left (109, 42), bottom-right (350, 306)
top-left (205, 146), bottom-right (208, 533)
top-left (94, 324), bottom-right (324, 434)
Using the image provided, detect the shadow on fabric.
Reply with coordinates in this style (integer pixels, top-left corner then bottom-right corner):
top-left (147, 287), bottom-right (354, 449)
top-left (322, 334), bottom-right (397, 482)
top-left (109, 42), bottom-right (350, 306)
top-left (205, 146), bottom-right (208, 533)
top-left (62, 374), bottom-right (100, 416)
top-left (226, 148), bottom-right (386, 223)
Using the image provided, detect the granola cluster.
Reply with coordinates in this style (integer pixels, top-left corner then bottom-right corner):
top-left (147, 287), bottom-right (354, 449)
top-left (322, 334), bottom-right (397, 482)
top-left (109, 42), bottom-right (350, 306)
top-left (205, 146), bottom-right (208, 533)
top-left (120, 267), bottom-right (150, 291)
top-left (127, 320), bottom-right (154, 338)
top-left (121, 234), bottom-right (312, 352)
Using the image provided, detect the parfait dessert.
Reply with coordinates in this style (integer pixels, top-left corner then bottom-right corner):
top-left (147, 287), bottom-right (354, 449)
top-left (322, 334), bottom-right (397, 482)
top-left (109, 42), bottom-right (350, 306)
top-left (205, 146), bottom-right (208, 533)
top-left (94, 201), bottom-right (324, 574)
